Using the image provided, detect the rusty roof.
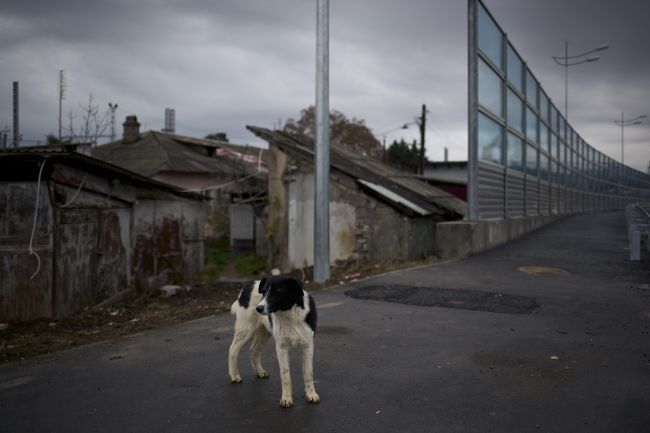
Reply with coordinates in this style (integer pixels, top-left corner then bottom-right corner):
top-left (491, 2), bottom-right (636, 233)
top-left (247, 126), bottom-right (466, 219)
top-left (91, 131), bottom-right (264, 178)
top-left (0, 149), bottom-right (204, 201)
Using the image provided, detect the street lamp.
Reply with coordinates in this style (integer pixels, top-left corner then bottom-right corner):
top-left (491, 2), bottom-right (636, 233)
top-left (552, 41), bottom-right (609, 120)
top-left (614, 113), bottom-right (646, 165)
top-left (378, 123), bottom-right (412, 162)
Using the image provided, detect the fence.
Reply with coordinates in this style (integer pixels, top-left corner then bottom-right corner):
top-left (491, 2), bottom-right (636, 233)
top-left (468, 0), bottom-right (650, 220)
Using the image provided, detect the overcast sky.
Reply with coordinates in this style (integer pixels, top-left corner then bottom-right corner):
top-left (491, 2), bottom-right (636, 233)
top-left (1, 0), bottom-right (649, 171)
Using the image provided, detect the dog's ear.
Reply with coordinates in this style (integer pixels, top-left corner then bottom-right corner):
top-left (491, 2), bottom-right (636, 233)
top-left (258, 278), bottom-right (269, 294)
top-left (286, 277), bottom-right (304, 294)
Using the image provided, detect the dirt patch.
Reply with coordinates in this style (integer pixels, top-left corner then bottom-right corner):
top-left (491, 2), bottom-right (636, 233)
top-left (0, 283), bottom-right (240, 364)
top-left (517, 266), bottom-right (570, 276)
top-left (0, 257), bottom-right (438, 364)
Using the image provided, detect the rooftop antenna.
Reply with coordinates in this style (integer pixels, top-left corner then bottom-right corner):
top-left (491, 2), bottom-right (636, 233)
top-left (58, 70), bottom-right (66, 141)
top-left (13, 81), bottom-right (19, 147)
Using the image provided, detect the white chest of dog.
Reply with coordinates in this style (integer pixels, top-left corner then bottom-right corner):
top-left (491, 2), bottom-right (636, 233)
top-left (228, 276), bottom-right (319, 408)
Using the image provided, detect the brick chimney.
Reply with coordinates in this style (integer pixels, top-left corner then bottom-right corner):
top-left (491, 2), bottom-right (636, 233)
top-left (122, 115), bottom-right (141, 144)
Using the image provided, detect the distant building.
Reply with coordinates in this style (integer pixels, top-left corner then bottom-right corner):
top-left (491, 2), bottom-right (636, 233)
top-left (248, 126), bottom-right (466, 272)
top-left (420, 161), bottom-right (468, 201)
top-left (0, 149), bottom-right (205, 321)
top-left (91, 116), bottom-right (267, 250)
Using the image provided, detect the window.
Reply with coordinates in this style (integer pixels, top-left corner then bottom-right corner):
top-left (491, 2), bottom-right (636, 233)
top-left (525, 70), bottom-right (537, 108)
top-left (526, 144), bottom-right (538, 177)
top-left (507, 44), bottom-right (523, 93)
top-left (507, 132), bottom-right (523, 171)
top-left (550, 133), bottom-right (558, 161)
top-left (478, 113), bottom-right (503, 165)
top-left (526, 107), bottom-right (538, 143)
top-left (478, 3), bottom-right (503, 70)
top-left (479, 58), bottom-right (503, 117)
top-left (539, 123), bottom-right (549, 152)
top-left (550, 105), bottom-right (558, 133)
top-left (539, 91), bottom-right (549, 123)
top-left (507, 89), bottom-right (523, 133)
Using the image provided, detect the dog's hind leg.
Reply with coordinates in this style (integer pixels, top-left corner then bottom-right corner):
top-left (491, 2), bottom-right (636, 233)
top-left (301, 343), bottom-right (320, 404)
top-left (228, 325), bottom-right (254, 383)
top-left (249, 328), bottom-right (271, 378)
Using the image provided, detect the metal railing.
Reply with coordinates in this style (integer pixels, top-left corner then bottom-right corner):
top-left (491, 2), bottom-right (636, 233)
top-left (626, 202), bottom-right (650, 261)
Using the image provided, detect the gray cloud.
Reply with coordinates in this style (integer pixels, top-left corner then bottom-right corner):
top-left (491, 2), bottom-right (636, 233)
top-left (0, 0), bottom-right (648, 170)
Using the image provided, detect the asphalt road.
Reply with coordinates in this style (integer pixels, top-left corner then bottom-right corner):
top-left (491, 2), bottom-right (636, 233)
top-left (1, 211), bottom-right (649, 433)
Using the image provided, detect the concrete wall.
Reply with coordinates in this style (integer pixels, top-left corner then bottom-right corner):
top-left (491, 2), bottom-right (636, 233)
top-left (435, 215), bottom-right (563, 260)
top-left (267, 144), bottom-right (441, 272)
top-left (287, 172), bottom-right (357, 269)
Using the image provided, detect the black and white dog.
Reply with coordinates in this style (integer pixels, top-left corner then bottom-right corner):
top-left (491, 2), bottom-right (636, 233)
top-left (228, 275), bottom-right (319, 408)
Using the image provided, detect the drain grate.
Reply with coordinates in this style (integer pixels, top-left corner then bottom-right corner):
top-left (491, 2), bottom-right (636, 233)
top-left (345, 285), bottom-right (539, 315)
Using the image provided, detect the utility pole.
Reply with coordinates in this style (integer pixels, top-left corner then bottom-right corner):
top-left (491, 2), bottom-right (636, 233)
top-left (108, 102), bottom-right (118, 142)
top-left (314, 0), bottom-right (330, 283)
top-left (13, 81), bottom-right (19, 147)
top-left (1, 126), bottom-right (8, 149)
top-left (58, 70), bottom-right (66, 141)
top-left (418, 104), bottom-right (427, 175)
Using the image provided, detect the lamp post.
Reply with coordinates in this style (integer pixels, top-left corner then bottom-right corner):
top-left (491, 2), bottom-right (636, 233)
top-left (552, 41), bottom-right (608, 120)
top-left (379, 123), bottom-right (411, 162)
top-left (614, 113), bottom-right (646, 165)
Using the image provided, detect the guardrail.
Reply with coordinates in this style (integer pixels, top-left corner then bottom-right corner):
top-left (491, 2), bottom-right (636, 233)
top-left (626, 202), bottom-right (650, 261)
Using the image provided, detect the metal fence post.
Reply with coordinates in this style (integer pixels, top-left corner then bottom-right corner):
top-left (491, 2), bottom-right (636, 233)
top-left (467, 0), bottom-right (479, 220)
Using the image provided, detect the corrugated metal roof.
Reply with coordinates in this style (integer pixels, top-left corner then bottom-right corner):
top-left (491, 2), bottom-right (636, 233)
top-left (247, 126), bottom-right (466, 219)
top-left (91, 131), bottom-right (263, 177)
top-left (0, 149), bottom-right (204, 201)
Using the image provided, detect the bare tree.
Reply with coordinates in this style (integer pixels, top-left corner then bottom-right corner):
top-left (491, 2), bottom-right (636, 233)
top-left (64, 94), bottom-right (110, 146)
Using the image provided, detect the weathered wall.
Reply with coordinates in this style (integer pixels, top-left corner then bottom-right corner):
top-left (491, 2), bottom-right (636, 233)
top-left (287, 172), bottom-right (357, 269)
top-left (1, 161), bottom-right (205, 320)
top-left (355, 189), bottom-right (438, 262)
top-left (0, 181), bottom-right (54, 320)
top-left (50, 167), bottom-right (133, 318)
top-left (269, 147), bottom-right (440, 271)
top-left (267, 144), bottom-right (289, 270)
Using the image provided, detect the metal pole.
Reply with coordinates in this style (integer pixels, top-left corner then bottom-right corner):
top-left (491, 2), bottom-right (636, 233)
top-left (621, 112), bottom-right (624, 164)
top-left (565, 40), bottom-right (568, 120)
top-left (58, 70), bottom-right (64, 141)
top-left (419, 104), bottom-right (427, 175)
top-left (314, 0), bottom-right (330, 283)
top-left (13, 81), bottom-right (19, 147)
top-left (467, 0), bottom-right (479, 220)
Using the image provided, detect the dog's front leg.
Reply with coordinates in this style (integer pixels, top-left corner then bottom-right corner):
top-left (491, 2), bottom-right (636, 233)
top-left (301, 343), bottom-right (320, 403)
top-left (228, 327), bottom-right (253, 383)
top-left (275, 343), bottom-right (293, 407)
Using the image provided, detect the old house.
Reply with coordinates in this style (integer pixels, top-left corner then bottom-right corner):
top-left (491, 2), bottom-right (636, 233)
top-left (0, 149), bottom-right (205, 321)
top-left (248, 127), bottom-right (466, 272)
top-left (420, 160), bottom-right (468, 201)
top-left (91, 116), bottom-right (266, 250)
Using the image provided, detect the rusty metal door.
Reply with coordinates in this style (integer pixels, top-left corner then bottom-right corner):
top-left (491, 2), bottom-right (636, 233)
top-left (96, 208), bottom-right (129, 300)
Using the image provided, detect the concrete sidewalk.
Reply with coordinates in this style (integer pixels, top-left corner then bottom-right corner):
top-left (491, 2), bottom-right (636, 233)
top-left (1, 211), bottom-right (649, 433)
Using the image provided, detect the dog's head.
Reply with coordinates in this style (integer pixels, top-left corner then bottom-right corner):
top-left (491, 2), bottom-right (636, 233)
top-left (256, 276), bottom-right (304, 315)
